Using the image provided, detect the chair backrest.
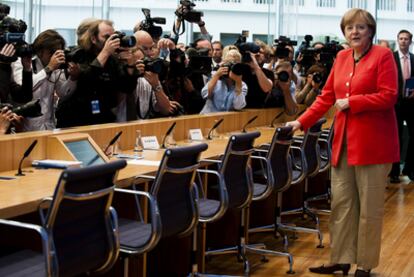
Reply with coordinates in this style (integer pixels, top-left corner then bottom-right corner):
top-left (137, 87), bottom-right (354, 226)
top-left (318, 117), bottom-right (335, 172)
top-left (302, 118), bottom-right (326, 177)
top-left (267, 126), bottom-right (294, 193)
top-left (44, 159), bottom-right (127, 277)
top-left (150, 143), bottom-right (208, 238)
top-left (219, 131), bottom-right (261, 209)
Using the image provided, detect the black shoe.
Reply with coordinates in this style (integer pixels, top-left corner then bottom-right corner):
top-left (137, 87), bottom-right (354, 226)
top-left (390, 175), bottom-right (400, 183)
top-left (355, 269), bottom-right (371, 277)
top-left (309, 264), bottom-right (351, 275)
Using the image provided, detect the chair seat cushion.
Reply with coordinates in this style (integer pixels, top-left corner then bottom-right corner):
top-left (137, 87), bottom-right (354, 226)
top-left (118, 218), bottom-right (152, 249)
top-left (0, 249), bottom-right (45, 277)
top-left (253, 183), bottom-right (267, 197)
top-left (198, 198), bottom-right (220, 218)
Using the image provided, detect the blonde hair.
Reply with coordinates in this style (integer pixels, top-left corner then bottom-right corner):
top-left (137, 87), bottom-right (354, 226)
top-left (340, 8), bottom-right (376, 39)
top-left (223, 49), bottom-right (241, 63)
top-left (222, 45), bottom-right (239, 61)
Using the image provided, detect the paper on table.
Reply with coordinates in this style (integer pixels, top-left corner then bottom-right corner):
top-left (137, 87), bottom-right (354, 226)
top-left (127, 159), bottom-right (160, 166)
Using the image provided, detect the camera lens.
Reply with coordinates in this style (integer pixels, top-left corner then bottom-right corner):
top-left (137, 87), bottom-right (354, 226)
top-left (277, 71), bottom-right (289, 82)
top-left (312, 72), bottom-right (322, 83)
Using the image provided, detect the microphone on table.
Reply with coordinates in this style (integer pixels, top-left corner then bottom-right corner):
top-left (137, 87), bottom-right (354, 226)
top-left (103, 131), bottom-right (123, 154)
top-left (207, 118), bottom-right (224, 140)
top-left (16, 139), bottom-right (38, 176)
top-left (270, 111), bottom-right (285, 127)
top-left (161, 122), bottom-right (177, 148)
top-left (242, 115), bottom-right (258, 133)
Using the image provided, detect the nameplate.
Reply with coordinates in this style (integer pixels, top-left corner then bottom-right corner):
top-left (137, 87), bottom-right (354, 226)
top-left (189, 129), bottom-right (204, 141)
top-left (141, 136), bottom-right (160, 149)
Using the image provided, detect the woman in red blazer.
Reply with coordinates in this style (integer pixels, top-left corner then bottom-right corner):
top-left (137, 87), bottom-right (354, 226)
top-left (288, 9), bottom-right (398, 277)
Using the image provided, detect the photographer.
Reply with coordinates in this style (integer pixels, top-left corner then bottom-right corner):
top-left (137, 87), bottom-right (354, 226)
top-left (0, 43), bottom-right (32, 105)
top-left (242, 40), bottom-right (274, 108)
top-left (200, 49), bottom-right (247, 114)
top-left (0, 107), bottom-right (21, 134)
top-left (14, 30), bottom-right (79, 131)
top-left (56, 19), bottom-right (137, 128)
top-left (264, 61), bottom-right (297, 115)
top-left (117, 31), bottom-right (180, 120)
top-left (212, 41), bottom-right (223, 67)
top-left (295, 64), bottom-right (326, 107)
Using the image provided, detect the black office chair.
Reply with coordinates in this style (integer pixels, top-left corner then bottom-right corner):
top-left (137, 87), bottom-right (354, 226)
top-left (305, 119), bottom-right (334, 214)
top-left (201, 131), bottom-right (264, 275)
top-left (115, 143), bottom-right (208, 276)
top-left (279, 118), bottom-right (326, 248)
top-left (0, 159), bottom-right (127, 277)
top-left (247, 126), bottom-right (295, 274)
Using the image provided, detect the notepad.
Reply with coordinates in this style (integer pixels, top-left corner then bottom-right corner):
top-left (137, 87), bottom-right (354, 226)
top-left (127, 159), bottom-right (160, 166)
top-left (32, 160), bottom-right (83, 169)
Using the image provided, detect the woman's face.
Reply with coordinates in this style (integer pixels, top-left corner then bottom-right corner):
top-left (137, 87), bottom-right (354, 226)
top-left (344, 19), bottom-right (372, 52)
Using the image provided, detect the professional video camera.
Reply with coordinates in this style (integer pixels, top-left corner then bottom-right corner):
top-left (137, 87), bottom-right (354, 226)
top-left (140, 8), bottom-right (166, 39)
top-left (0, 3), bottom-right (32, 61)
top-left (319, 36), bottom-right (343, 68)
top-left (0, 99), bottom-right (42, 118)
top-left (234, 31), bottom-right (260, 63)
top-left (297, 34), bottom-right (318, 73)
top-left (175, 0), bottom-right (204, 23)
top-left (186, 47), bottom-right (212, 75)
top-left (112, 31), bottom-right (136, 48)
top-left (273, 35), bottom-right (297, 59)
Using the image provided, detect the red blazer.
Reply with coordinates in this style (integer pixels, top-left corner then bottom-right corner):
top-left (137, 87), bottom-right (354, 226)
top-left (298, 45), bottom-right (399, 166)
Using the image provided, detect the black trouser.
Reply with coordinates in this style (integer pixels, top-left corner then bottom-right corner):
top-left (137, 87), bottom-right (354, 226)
top-left (391, 99), bottom-right (414, 177)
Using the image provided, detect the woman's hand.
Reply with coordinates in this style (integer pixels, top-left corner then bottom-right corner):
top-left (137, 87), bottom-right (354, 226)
top-left (335, 98), bottom-right (350, 111)
top-left (285, 120), bottom-right (302, 132)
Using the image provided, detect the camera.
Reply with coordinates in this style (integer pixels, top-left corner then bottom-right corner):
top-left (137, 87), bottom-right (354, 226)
top-left (276, 71), bottom-right (289, 82)
top-left (186, 47), bottom-right (212, 75)
top-left (273, 36), bottom-right (297, 59)
top-left (140, 8), bottom-right (166, 39)
top-left (111, 31), bottom-right (136, 48)
top-left (0, 3), bottom-right (32, 61)
top-left (58, 46), bottom-right (84, 70)
top-left (319, 36), bottom-right (343, 68)
top-left (312, 72), bottom-right (323, 84)
top-left (298, 35), bottom-right (318, 73)
top-left (234, 32), bottom-right (260, 63)
top-left (216, 62), bottom-right (247, 77)
top-left (175, 0), bottom-right (204, 23)
top-left (141, 57), bottom-right (165, 75)
top-left (0, 99), bottom-right (42, 118)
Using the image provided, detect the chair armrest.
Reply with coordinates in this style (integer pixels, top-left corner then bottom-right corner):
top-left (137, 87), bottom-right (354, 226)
top-left (0, 219), bottom-right (53, 276)
top-left (38, 197), bottom-right (53, 225)
top-left (289, 146), bottom-right (307, 185)
top-left (251, 155), bottom-right (268, 163)
top-left (200, 158), bottom-right (222, 164)
top-left (253, 148), bottom-right (269, 154)
top-left (135, 174), bottom-right (156, 181)
top-left (114, 188), bottom-right (162, 254)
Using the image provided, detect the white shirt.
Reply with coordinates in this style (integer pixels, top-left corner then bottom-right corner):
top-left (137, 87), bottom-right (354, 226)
top-left (12, 56), bottom-right (77, 131)
top-left (116, 77), bottom-right (158, 122)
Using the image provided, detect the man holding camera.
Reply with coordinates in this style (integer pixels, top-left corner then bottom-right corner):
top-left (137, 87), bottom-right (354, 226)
top-left (242, 40), bottom-right (274, 108)
top-left (117, 30), bottom-right (180, 120)
top-left (295, 64), bottom-right (325, 107)
top-left (56, 19), bottom-right (137, 128)
top-left (13, 29), bottom-right (79, 131)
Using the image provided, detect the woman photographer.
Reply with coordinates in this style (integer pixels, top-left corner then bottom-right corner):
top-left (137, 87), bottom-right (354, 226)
top-left (200, 49), bottom-right (247, 114)
top-left (295, 64), bottom-right (326, 107)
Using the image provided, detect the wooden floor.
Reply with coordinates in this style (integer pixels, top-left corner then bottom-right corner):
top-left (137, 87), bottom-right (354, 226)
top-left (205, 176), bottom-right (414, 277)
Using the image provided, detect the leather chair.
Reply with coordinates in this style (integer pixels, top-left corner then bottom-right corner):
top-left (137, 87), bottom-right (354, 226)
top-left (0, 160), bottom-right (127, 277)
top-left (115, 143), bottom-right (208, 276)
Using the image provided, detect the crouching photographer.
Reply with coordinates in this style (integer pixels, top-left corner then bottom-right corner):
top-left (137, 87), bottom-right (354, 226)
top-left (264, 61), bottom-right (297, 115)
top-left (295, 64), bottom-right (326, 107)
top-left (200, 49), bottom-right (247, 114)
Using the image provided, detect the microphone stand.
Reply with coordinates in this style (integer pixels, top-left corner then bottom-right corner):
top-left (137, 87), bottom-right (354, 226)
top-left (270, 111), bottom-right (285, 127)
top-left (242, 115), bottom-right (258, 133)
top-left (16, 140), bottom-right (38, 176)
top-left (207, 118), bottom-right (224, 140)
top-left (161, 122), bottom-right (177, 148)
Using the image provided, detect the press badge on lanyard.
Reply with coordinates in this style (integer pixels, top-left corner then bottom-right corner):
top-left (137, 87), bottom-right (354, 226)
top-left (91, 100), bottom-right (101, 114)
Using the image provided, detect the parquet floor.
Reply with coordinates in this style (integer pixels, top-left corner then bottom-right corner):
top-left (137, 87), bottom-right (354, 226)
top-left (205, 176), bottom-right (414, 277)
